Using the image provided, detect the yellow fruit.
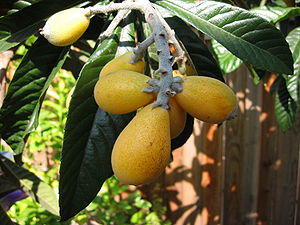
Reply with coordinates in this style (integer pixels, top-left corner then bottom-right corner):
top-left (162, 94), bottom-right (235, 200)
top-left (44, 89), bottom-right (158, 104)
top-left (169, 98), bottom-right (186, 139)
top-left (40, 8), bottom-right (90, 46)
top-left (175, 76), bottom-right (237, 124)
top-left (111, 104), bottom-right (171, 185)
top-left (100, 52), bottom-right (145, 77)
top-left (94, 70), bottom-right (155, 114)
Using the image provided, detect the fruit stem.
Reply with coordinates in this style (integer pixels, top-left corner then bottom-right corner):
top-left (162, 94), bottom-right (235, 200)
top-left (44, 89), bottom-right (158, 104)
top-left (98, 8), bottom-right (131, 42)
top-left (87, 0), bottom-right (185, 109)
top-left (132, 35), bottom-right (155, 63)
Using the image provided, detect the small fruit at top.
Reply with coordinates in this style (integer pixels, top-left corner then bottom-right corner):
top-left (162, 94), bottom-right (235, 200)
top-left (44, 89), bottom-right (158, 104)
top-left (99, 52), bottom-right (145, 77)
top-left (168, 98), bottom-right (186, 139)
top-left (40, 8), bottom-right (90, 46)
top-left (111, 104), bottom-right (171, 185)
top-left (94, 70), bottom-right (155, 114)
top-left (175, 76), bottom-right (237, 124)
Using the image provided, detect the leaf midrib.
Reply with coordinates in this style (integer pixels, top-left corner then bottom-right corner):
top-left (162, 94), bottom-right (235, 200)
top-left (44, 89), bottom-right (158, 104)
top-left (158, 0), bottom-right (291, 73)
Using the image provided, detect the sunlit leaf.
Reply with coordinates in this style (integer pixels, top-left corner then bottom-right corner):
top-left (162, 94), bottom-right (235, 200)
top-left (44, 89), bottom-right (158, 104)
top-left (156, 0), bottom-right (293, 75)
top-left (0, 37), bottom-right (69, 154)
top-left (284, 27), bottom-right (300, 101)
top-left (251, 6), bottom-right (300, 24)
top-left (211, 39), bottom-right (243, 74)
top-left (0, 155), bottom-right (59, 216)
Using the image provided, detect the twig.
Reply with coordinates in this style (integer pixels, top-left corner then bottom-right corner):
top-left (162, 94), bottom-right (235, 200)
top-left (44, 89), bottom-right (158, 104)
top-left (87, 0), bottom-right (184, 109)
top-left (98, 9), bottom-right (131, 42)
top-left (132, 35), bottom-right (155, 63)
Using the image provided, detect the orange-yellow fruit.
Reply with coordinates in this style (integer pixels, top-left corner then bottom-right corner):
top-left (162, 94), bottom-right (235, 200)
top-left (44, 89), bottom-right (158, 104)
top-left (100, 52), bottom-right (145, 77)
top-left (40, 8), bottom-right (90, 46)
top-left (175, 76), bottom-right (237, 124)
top-left (111, 104), bottom-right (171, 185)
top-left (94, 70), bottom-right (155, 114)
top-left (169, 98), bottom-right (186, 139)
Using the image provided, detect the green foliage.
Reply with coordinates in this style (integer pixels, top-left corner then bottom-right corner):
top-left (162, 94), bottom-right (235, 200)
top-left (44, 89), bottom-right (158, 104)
top-left (0, 0), bottom-right (299, 222)
top-left (157, 0), bottom-right (294, 74)
top-left (211, 39), bottom-right (243, 74)
top-left (4, 69), bottom-right (169, 225)
top-left (274, 27), bottom-right (300, 131)
top-left (0, 155), bottom-right (59, 216)
top-left (84, 177), bottom-right (170, 225)
top-left (0, 38), bottom-right (69, 154)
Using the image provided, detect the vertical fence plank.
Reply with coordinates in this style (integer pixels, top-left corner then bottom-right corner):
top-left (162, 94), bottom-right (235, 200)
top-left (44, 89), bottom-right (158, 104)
top-left (257, 76), bottom-right (278, 225)
top-left (151, 67), bottom-right (300, 225)
top-left (257, 77), bottom-right (300, 225)
top-left (273, 128), bottom-right (299, 225)
top-left (199, 123), bottom-right (223, 225)
top-left (223, 66), bottom-right (262, 225)
top-left (160, 119), bottom-right (223, 225)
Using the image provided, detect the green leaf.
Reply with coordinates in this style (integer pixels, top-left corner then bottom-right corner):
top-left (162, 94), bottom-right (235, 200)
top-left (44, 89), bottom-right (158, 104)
top-left (60, 108), bottom-right (135, 221)
top-left (115, 13), bottom-right (136, 56)
top-left (211, 39), bottom-right (243, 74)
top-left (0, 37), bottom-right (69, 154)
top-left (7, 0), bottom-right (41, 15)
top-left (284, 27), bottom-right (300, 102)
top-left (251, 6), bottom-right (300, 24)
top-left (59, 26), bottom-right (136, 221)
top-left (0, 155), bottom-right (59, 216)
top-left (275, 76), bottom-right (297, 131)
top-left (0, 207), bottom-right (17, 225)
top-left (156, 0), bottom-right (294, 75)
top-left (0, 0), bottom-right (88, 52)
top-left (164, 16), bottom-right (224, 81)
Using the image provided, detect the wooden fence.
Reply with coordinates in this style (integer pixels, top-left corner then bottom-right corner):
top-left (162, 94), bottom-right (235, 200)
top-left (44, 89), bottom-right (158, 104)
top-left (143, 66), bottom-right (300, 225)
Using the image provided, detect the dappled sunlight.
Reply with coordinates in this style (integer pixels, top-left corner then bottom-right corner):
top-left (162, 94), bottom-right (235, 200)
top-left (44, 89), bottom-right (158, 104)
top-left (153, 65), bottom-right (300, 225)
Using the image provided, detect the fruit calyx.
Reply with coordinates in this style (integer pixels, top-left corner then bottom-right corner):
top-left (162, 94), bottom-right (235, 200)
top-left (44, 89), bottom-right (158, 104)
top-left (143, 74), bottom-right (184, 110)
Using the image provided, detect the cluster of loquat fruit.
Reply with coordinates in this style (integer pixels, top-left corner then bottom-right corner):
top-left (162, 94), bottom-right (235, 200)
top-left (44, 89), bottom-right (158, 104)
top-left (40, 7), bottom-right (237, 186)
top-left (93, 52), bottom-right (237, 185)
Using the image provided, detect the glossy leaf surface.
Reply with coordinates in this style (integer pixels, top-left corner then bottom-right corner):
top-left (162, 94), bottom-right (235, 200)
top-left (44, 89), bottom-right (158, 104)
top-left (284, 27), bottom-right (300, 102)
top-left (0, 37), bottom-right (69, 154)
top-left (251, 6), bottom-right (300, 24)
top-left (212, 39), bottom-right (243, 74)
top-left (156, 0), bottom-right (293, 74)
top-left (59, 25), bottom-right (136, 220)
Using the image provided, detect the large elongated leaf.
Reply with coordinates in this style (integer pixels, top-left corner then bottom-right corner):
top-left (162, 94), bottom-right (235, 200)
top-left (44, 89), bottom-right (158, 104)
top-left (284, 27), bottom-right (300, 102)
top-left (274, 76), bottom-right (297, 131)
top-left (251, 6), bottom-right (300, 24)
top-left (0, 37), bottom-right (69, 154)
top-left (156, 0), bottom-right (293, 75)
top-left (0, 155), bottom-right (59, 216)
top-left (0, 0), bottom-right (87, 52)
top-left (59, 24), bottom-right (137, 220)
